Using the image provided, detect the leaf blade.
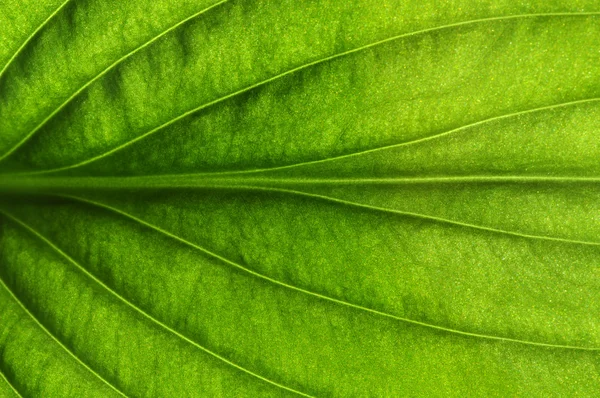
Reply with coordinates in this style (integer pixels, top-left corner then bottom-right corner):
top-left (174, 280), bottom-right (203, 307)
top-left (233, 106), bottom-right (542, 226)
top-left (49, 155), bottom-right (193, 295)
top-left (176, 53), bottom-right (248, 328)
top-left (2, 0), bottom-right (600, 396)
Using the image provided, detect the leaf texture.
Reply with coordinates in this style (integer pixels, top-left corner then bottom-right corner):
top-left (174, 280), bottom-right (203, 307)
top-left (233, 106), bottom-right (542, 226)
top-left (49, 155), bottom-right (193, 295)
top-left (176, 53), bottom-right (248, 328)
top-left (1, 0), bottom-right (600, 396)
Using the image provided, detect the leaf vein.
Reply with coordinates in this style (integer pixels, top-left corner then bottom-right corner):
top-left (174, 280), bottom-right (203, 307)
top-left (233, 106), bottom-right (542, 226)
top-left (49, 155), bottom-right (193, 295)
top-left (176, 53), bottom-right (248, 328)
top-left (212, 185), bottom-right (600, 246)
top-left (188, 97), bottom-right (600, 177)
top-left (0, 0), bottom-right (73, 82)
top-left (18, 12), bottom-right (600, 175)
top-left (0, 209), bottom-right (314, 398)
top-left (60, 194), bottom-right (600, 351)
top-left (0, 367), bottom-right (22, 398)
top-left (0, 230), bottom-right (128, 397)
top-left (0, 0), bottom-right (230, 162)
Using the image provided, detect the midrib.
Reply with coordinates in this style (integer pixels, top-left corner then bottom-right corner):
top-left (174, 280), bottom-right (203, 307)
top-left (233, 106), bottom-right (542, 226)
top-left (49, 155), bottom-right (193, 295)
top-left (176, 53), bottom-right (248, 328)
top-left (1, 173), bottom-right (599, 194)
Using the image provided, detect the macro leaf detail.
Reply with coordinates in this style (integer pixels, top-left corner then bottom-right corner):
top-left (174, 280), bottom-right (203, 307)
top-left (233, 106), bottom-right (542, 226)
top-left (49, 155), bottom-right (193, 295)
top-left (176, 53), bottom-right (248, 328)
top-left (1, 0), bottom-right (600, 396)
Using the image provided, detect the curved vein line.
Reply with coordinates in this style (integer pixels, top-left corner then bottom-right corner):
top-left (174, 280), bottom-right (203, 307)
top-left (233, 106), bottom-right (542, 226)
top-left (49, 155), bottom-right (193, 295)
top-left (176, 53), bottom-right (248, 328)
top-left (176, 97), bottom-right (600, 177)
top-left (176, 184), bottom-right (600, 247)
top-left (0, 210), bottom-right (314, 398)
top-left (8, 97), bottom-right (599, 180)
top-left (2, 174), bottom-right (597, 245)
top-left (0, 368), bottom-right (22, 398)
top-left (21, 11), bottom-right (600, 176)
top-left (60, 194), bottom-right (600, 351)
top-left (0, 0), bottom-right (230, 162)
top-left (0, 0), bottom-right (73, 81)
top-left (0, 244), bottom-right (128, 397)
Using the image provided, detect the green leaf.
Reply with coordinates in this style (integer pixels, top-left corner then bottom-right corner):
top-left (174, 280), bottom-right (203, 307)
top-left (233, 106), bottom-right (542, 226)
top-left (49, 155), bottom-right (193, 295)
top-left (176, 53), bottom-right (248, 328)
top-left (1, 0), bottom-right (600, 396)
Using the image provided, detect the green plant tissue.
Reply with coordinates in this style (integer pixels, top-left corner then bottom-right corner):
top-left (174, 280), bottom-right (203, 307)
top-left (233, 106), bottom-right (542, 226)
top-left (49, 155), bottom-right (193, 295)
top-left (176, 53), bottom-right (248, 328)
top-left (1, 0), bottom-right (600, 396)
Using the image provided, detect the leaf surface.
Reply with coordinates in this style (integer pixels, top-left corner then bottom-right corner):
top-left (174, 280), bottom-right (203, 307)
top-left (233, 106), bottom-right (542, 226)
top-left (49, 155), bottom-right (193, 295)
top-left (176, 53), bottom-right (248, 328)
top-left (1, 0), bottom-right (600, 396)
